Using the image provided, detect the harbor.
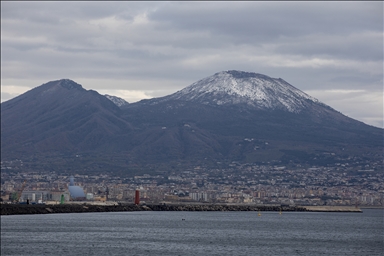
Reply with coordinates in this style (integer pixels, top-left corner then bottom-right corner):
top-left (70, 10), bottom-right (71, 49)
top-left (0, 203), bottom-right (362, 215)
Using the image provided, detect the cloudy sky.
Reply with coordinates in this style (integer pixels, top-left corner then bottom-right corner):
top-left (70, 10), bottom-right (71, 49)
top-left (1, 1), bottom-right (383, 127)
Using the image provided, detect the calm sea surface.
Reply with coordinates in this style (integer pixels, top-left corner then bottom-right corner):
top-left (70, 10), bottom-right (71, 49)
top-left (1, 209), bottom-right (383, 256)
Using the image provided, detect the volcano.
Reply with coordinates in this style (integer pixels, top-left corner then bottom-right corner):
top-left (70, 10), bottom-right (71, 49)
top-left (1, 71), bottom-right (382, 173)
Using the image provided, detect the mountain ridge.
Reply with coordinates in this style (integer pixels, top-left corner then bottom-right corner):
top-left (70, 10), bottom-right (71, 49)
top-left (1, 71), bottom-right (382, 174)
top-left (105, 94), bottom-right (129, 107)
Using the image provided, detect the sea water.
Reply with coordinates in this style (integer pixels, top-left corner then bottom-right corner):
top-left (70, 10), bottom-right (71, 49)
top-left (1, 209), bottom-right (383, 256)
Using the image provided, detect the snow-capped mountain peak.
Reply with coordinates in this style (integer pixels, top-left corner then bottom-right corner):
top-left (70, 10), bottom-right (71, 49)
top-left (166, 70), bottom-right (322, 113)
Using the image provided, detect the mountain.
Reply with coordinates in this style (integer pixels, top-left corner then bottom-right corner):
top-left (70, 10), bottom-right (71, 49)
top-left (131, 70), bottom-right (348, 124)
top-left (1, 79), bottom-right (132, 155)
top-left (1, 72), bottom-right (382, 174)
top-left (124, 71), bottom-right (381, 160)
top-left (163, 70), bottom-right (322, 112)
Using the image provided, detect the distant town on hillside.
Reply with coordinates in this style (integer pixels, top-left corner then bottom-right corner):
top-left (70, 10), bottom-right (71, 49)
top-left (1, 160), bottom-right (382, 207)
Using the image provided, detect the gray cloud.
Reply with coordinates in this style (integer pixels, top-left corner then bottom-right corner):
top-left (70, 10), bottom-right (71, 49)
top-left (1, 1), bottom-right (382, 127)
top-left (273, 32), bottom-right (383, 61)
top-left (150, 2), bottom-right (382, 42)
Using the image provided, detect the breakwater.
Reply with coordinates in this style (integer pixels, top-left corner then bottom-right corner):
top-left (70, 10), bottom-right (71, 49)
top-left (1, 203), bottom-right (308, 215)
top-left (1, 203), bottom-right (362, 215)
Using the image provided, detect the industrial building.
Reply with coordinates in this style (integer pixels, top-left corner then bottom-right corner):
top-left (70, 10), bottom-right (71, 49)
top-left (19, 190), bottom-right (70, 203)
top-left (68, 176), bottom-right (86, 200)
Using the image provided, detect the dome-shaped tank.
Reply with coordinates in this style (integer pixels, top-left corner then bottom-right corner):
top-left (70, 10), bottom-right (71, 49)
top-left (68, 176), bottom-right (85, 199)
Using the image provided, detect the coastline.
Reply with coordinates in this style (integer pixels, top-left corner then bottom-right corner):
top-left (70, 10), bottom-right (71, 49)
top-left (303, 206), bottom-right (362, 212)
top-left (0, 203), bottom-right (363, 215)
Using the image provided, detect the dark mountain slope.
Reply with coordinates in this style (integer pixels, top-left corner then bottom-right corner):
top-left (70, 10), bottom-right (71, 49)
top-left (1, 79), bottom-right (132, 156)
top-left (123, 98), bottom-right (381, 164)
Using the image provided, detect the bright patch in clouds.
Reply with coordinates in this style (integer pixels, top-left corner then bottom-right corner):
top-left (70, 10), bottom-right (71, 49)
top-left (306, 89), bottom-right (383, 128)
top-left (324, 89), bottom-right (366, 94)
top-left (1, 85), bottom-right (32, 102)
top-left (98, 89), bottom-right (153, 103)
top-left (133, 12), bottom-right (149, 25)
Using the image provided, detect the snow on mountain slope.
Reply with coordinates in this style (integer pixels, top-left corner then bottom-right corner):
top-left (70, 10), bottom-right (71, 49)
top-left (105, 94), bottom-right (129, 107)
top-left (165, 70), bottom-right (323, 113)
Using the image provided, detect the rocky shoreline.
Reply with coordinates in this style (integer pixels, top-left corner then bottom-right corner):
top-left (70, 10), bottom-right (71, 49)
top-left (0, 203), bottom-right (362, 215)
